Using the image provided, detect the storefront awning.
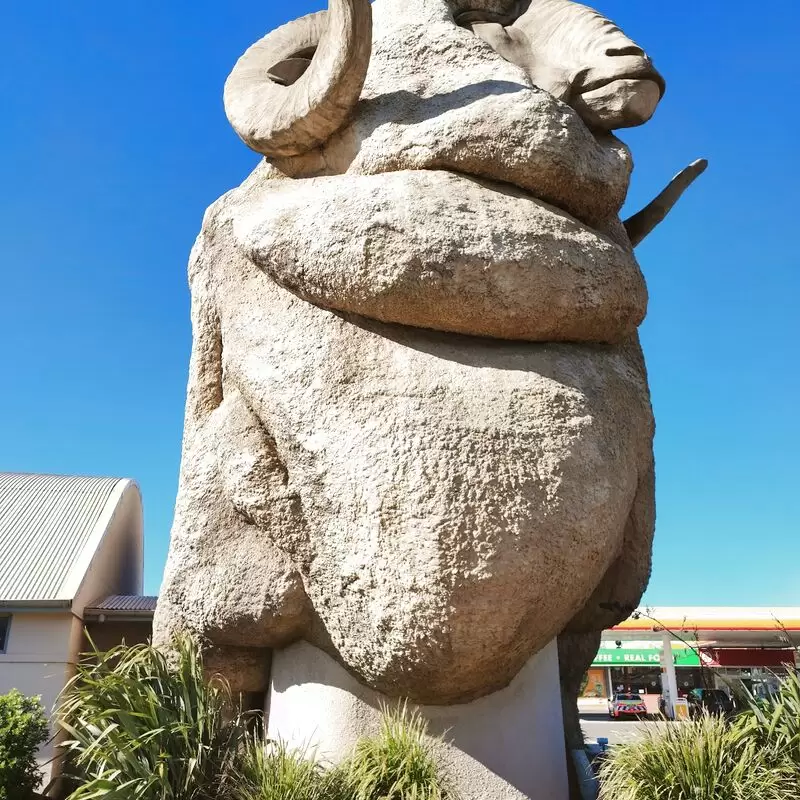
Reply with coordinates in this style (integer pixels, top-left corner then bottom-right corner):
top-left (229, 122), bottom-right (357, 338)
top-left (592, 642), bottom-right (700, 667)
top-left (593, 641), bottom-right (797, 669)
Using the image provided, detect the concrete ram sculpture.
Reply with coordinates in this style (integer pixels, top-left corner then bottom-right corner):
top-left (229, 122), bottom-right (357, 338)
top-left (154, 0), bottom-right (704, 796)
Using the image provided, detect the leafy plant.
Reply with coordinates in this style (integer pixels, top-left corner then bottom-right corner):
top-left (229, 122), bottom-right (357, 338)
top-left (57, 636), bottom-right (245, 800)
top-left (598, 712), bottom-right (796, 800)
top-left (0, 689), bottom-right (49, 800)
top-left (340, 703), bottom-right (455, 800)
top-left (738, 669), bottom-right (800, 781)
top-left (57, 637), bottom-right (453, 800)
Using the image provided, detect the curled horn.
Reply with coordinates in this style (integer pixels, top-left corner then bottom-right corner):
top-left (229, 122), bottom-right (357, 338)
top-left (224, 0), bottom-right (372, 158)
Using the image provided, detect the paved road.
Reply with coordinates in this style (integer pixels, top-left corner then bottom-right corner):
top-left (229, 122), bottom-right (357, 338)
top-left (580, 713), bottom-right (667, 746)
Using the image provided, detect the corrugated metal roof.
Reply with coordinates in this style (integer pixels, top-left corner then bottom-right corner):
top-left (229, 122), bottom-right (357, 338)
top-left (87, 595), bottom-right (158, 612)
top-left (0, 473), bottom-right (126, 602)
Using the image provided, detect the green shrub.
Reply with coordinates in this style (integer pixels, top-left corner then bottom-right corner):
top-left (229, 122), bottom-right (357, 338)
top-left (340, 703), bottom-right (455, 800)
top-left (0, 689), bottom-right (49, 800)
top-left (598, 712), bottom-right (796, 800)
top-left (57, 636), bottom-right (245, 800)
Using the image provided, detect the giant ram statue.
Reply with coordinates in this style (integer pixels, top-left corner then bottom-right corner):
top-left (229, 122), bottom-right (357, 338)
top-left (154, 0), bottom-right (705, 796)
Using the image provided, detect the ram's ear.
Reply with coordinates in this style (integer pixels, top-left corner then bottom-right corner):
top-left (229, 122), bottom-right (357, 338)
top-left (624, 160), bottom-right (708, 247)
top-left (224, 0), bottom-right (372, 158)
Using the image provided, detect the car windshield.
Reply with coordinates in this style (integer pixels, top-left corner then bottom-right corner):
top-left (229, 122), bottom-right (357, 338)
top-left (616, 694), bottom-right (642, 701)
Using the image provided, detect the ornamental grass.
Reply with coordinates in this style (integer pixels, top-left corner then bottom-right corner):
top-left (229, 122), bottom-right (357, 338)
top-left (57, 637), bottom-right (454, 800)
top-left (58, 636), bottom-right (244, 800)
top-left (337, 703), bottom-right (456, 800)
top-left (598, 699), bottom-right (800, 800)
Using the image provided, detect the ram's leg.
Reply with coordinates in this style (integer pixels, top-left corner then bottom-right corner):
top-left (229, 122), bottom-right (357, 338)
top-left (558, 630), bottom-right (603, 753)
top-left (558, 460), bottom-right (655, 750)
top-left (154, 293), bottom-right (310, 693)
top-left (155, 394), bottom-right (311, 691)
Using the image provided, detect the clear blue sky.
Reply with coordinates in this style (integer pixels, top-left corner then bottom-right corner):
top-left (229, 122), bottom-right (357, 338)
top-left (1, 2), bottom-right (798, 601)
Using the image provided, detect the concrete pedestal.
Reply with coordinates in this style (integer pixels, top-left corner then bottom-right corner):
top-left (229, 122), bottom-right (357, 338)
top-left (266, 640), bottom-right (568, 800)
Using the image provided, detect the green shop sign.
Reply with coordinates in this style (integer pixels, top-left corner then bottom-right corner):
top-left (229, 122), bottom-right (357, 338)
top-left (592, 645), bottom-right (701, 667)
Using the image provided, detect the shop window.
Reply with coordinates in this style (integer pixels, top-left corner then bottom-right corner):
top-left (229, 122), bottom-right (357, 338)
top-left (0, 616), bottom-right (10, 652)
top-left (610, 666), bottom-right (663, 695)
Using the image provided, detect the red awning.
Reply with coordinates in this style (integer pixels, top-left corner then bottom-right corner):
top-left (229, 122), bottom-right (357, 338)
top-left (699, 648), bottom-right (796, 668)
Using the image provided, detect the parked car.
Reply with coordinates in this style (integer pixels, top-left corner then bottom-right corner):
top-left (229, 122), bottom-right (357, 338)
top-left (686, 688), bottom-right (735, 717)
top-left (608, 693), bottom-right (647, 719)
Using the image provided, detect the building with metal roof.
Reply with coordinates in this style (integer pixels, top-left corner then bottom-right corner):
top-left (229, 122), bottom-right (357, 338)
top-left (0, 473), bottom-right (142, 606)
top-left (85, 594), bottom-right (158, 614)
top-left (0, 472), bottom-right (148, 791)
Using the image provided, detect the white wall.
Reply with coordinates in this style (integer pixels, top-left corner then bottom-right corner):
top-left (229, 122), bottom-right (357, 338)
top-left (73, 482), bottom-right (144, 615)
top-left (268, 640), bottom-right (569, 800)
top-left (0, 611), bottom-right (75, 786)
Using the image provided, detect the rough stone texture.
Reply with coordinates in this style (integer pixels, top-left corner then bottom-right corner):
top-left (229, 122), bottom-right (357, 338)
top-left (236, 169), bottom-right (646, 343)
top-left (155, 154), bottom-right (655, 704)
top-left (155, 0), bottom-right (667, 735)
top-left (267, 639), bottom-right (568, 800)
top-left (275, 0), bottom-right (637, 227)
